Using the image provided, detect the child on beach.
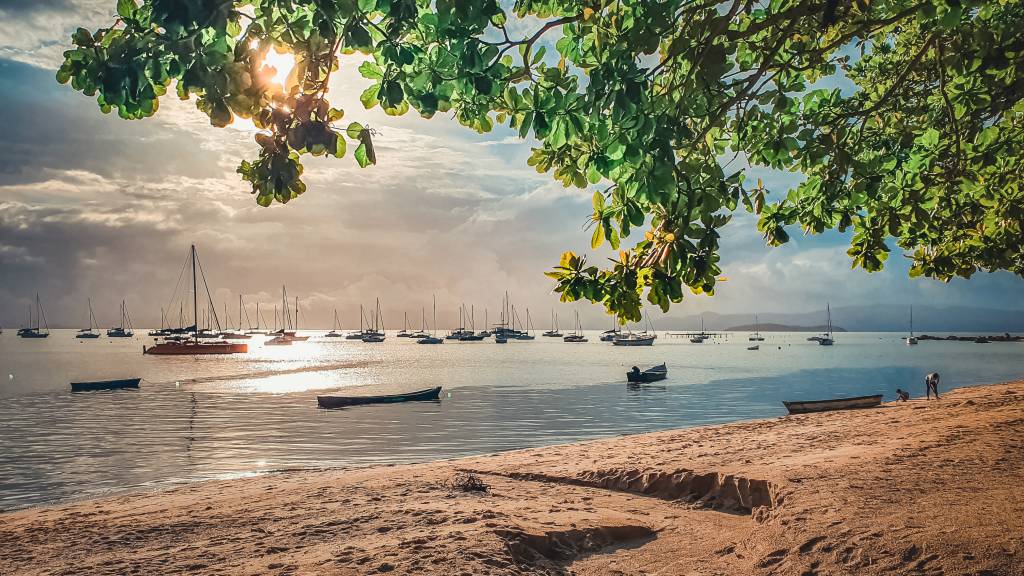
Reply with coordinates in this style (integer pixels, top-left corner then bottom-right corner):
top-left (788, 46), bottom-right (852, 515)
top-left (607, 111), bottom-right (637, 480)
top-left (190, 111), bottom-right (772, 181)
top-left (925, 373), bottom-right (941, 399)
top-left (895, 389), bottom-right (910, 402)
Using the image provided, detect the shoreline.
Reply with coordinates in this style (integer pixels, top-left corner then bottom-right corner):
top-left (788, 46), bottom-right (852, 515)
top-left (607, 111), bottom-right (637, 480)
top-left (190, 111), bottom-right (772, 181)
top-left (0, 376), bottom-right (1011, 514)
top-left (3, 380), bottom-right (1023, 575)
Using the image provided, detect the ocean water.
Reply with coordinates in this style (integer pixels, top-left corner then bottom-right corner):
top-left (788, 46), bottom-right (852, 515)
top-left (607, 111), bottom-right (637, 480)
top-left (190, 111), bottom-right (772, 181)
top-left (1, 330), bottom-right (1022, 510)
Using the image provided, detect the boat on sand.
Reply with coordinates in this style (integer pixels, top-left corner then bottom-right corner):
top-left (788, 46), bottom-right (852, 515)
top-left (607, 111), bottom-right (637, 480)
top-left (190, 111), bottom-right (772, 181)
top-left (782, 394), bottom-right (882, 414)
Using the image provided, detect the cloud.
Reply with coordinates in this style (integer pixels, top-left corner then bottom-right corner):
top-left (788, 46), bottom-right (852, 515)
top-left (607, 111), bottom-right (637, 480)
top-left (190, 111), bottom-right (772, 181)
top-left (0, 4), bottom-right (1022, 329)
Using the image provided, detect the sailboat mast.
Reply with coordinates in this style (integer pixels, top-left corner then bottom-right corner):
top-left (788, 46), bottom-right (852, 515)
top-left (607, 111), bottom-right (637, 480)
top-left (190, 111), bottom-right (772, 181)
top-left (191, 245), bottom-right (198, 341)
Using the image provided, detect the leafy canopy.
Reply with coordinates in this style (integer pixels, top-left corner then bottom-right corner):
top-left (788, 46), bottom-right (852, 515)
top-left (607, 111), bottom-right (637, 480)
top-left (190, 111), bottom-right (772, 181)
top-left (59, 0), bottom-right (1024, 321)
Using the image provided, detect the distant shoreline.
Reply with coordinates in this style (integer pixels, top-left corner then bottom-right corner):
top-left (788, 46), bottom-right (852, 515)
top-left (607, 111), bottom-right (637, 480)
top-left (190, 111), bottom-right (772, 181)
top-left (724, 322), bottom-right (848, 332)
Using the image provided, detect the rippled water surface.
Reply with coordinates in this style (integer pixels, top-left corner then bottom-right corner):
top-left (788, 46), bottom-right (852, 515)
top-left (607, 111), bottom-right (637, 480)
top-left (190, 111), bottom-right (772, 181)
top-left (1, 330), bottom-right (1022, 509)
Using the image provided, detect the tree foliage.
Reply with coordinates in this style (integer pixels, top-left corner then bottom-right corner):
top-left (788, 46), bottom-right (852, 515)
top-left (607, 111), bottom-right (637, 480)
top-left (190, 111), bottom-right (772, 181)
top-left (59, 0), bottom-right (1024, 321)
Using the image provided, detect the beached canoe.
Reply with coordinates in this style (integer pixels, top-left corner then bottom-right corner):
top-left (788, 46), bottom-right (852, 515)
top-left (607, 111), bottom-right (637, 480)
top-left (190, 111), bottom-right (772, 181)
top-left (783, 394), bottom-right (883, 414)
top-left (70, 378), bottom-right (141, 392)
top-left (317, 386), bottom-right (442, 409)
top-left (626, 363), bottom-right (667, 383)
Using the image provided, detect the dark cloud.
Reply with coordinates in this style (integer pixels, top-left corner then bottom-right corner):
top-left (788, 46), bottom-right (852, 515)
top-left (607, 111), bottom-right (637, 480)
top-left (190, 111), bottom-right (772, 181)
top-left (0, 59), bottom-right (225, 186)
top-left (0, 0), bottom-right (71, 15)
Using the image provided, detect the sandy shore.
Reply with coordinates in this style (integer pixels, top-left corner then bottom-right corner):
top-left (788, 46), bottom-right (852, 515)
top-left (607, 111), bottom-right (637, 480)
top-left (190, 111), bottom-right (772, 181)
top-left (2, 382), bottom-right (1023, 575)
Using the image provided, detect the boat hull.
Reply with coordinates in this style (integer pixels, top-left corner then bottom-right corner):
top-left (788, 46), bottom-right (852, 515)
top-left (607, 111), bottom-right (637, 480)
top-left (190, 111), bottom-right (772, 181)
top-left (318, 386), bottom-right (442, 408)
top-left (626, 364), bottom-right (667, 383)
top-left (71, 378), bottom-right (141, 392)
top-left (143, 342), bottom-right (248, 355)
top-left (612, 337), bottom-right (655, 346)
top-left (783, 394), bottom-right (883, 415)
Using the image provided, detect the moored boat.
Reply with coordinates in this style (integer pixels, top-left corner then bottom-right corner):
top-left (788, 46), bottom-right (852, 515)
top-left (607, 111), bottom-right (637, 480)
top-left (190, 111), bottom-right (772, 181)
top-left (317, 386), bottom-right (442, 408)
top-left (106, 300), bottom-right (135, 337)
top-left (782, 394), bottom-right (883, 414)
top-left (70, 377), bottom-right (141, 392)
top-left (626, 363), bottom-right (667, 383)
top-left (17, 294), bottom-right (50, 339)
top-left (144, 245), bottom-right (247, 356)
top-left (76, 298), bottom-right (101, 339)
top-left (612, 333), bottom-right (655, 346)
top-left (563, 310), bottom-right (588, 342)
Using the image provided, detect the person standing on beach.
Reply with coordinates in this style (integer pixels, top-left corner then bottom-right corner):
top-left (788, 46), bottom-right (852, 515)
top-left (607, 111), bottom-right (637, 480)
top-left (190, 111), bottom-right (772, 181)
top-left (925, 372), bottom-right (941, 399)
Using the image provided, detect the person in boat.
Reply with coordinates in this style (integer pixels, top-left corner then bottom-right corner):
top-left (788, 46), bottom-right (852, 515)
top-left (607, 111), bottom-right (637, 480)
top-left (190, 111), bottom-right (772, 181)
top-left (925, 372), bottom-right (941, 400)
top-left (895, 388), bottom-right (910, 402)
top-left (630, 366), bottom-right (641, 378)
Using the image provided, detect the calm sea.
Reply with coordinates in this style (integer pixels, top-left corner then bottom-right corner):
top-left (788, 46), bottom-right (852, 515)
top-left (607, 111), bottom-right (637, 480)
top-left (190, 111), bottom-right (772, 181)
top-left (1, 330), bottom-right (1022, 510)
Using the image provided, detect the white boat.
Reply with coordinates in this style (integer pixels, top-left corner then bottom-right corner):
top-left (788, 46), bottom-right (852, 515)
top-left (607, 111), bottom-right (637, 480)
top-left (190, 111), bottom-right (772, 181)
top-left (749, 314), bottom-right (765, 341)
top-left (612, 332), bottom-right (655, 346)
top-left (905, 306), bottom-right (918, 345)
top-left (818, 303), bottom-right (835, 346)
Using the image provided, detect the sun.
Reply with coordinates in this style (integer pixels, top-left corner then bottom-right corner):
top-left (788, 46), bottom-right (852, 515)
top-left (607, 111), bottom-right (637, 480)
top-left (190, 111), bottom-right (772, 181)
top-left (261, 48), bottom-right (296, 88)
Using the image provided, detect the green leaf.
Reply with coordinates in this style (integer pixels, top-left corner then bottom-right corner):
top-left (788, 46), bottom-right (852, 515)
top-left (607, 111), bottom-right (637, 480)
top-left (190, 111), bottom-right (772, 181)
top-left (116, 0), bottom-right (135, 18)
top-left (591, 224), bottom-right (604, 249)
top-left (346, 122), bottom-right (364, 139)
top-left (358, 60), bottom-right (383, 80)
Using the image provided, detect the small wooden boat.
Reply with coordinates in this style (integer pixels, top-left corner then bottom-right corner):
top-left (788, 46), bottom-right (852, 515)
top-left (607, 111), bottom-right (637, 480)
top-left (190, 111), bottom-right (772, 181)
top-left (71, 377), bottom-right (141, 392)
top-left (747, 344), bottom-right (759, 350)
top-left (626, 363), bottom-right (667, 383)
top-left (782, 394), bottom-right (883, 415)
top-left (318, 386), bottom-right (442, 408)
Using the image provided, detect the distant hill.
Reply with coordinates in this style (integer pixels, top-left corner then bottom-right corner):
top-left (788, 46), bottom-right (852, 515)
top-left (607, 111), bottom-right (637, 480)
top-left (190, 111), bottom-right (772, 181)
top-left (724, 323), bottom-right (847, 333)
top-left (650, 305), bottom-right (1024, 332)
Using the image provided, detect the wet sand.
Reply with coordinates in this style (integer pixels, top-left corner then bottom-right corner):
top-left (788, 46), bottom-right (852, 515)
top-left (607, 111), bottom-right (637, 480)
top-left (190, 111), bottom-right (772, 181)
top-left (2, 381), bottom-right (1022, 575)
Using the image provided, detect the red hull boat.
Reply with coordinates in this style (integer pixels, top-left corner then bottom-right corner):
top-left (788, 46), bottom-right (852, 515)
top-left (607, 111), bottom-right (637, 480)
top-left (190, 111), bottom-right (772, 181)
top-left (144, 342), bottom-right (248, 355)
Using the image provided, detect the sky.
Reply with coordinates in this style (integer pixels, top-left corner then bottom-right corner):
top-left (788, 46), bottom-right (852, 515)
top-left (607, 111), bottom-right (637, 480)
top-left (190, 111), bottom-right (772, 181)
top-left (1, 1), bottom-right (1022, 331)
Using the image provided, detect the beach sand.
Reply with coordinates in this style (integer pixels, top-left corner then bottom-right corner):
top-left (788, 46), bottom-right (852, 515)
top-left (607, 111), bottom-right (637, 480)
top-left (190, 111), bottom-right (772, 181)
top-left (2, 382), bottom-right (1022, 575)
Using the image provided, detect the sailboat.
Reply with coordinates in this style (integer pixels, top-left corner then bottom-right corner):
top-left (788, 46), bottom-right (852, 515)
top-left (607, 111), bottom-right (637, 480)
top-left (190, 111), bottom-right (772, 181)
top-left (599, 315), bottom-right (620, 341)
top-left (148, 307), bottom-right (170, 337)
top-left (289, 297), bottom-right (310, 341)
top-left (417, 295), bottom-right (443, 344)
top-left (244, 301), bottom-right (270, 335)
top-left (543, 310), bottom-right (563, 337)
top-left (17, 295), bottom-right (49, 338)
top-left (397, 312), bottom-right (413, 337)
top-left (512, 307), bottom-right (536, 340)
top-left (613, 312), bottom-right (655, 346)
top-left (690, 315), bottom-right (706, 343)
top-left (325, 309), bottom-right (344, 337)
top-left (264, 303), bottom-right (292, 345)
top-left (818, 303), bottom-right (835, 346)
top-left (906, 306), bottom-right (918, 345)
top-left (459, 305), bottom-right (485, 341)
top-left (447, 304), bottom-right (472, 340)
top-left (143, 246), bottom-right (248, 355)
top-left (411, 307), bottom-right (430, 339)
top-left (218, 296), bottom-right (252, 339)
top-left (106, 300), bottom-right (134, 337)
top-left (362, 298), bottom-right (386, 342)
top-left (76, 298), bottom-right (101, 339)
top-left (477, 309), bottom-right (491, 337)
top-left (563, 310), bottom-right (587, 342)
top-left (748, 314), bottom-right (765, 341)
top-left (345, 305), bottom-right (367, 339)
